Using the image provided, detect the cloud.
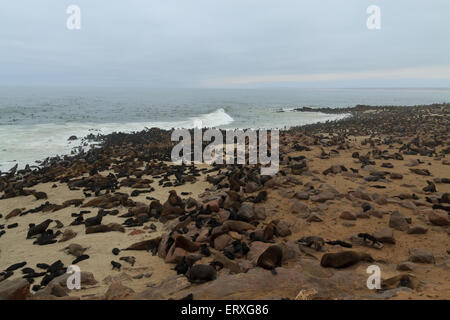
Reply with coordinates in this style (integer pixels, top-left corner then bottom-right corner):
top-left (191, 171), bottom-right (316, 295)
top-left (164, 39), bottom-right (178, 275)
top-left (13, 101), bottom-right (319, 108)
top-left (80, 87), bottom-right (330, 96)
top-left (201, 65), bottom-right (450, 87)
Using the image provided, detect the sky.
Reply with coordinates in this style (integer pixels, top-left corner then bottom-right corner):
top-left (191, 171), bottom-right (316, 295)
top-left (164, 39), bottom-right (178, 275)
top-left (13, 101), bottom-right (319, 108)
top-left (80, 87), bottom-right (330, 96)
top-left (0, 0), bottom-right (449, 88)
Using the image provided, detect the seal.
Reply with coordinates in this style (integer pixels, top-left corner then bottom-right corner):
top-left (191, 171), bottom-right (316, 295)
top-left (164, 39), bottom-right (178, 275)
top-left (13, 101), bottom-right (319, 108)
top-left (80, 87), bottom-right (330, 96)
top-left (257, 245), bottom-right (283, 275)
top-left (27, 219), bottom-right (53, 239)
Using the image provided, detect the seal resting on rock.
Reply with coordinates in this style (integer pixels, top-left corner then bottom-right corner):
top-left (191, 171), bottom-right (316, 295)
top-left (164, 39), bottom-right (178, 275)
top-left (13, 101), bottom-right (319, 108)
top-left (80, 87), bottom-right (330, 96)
top-left (187, 264), bottom-right (217, 283)
top-left (320, 251), bottom-right (373, 268)
top-left (257, 245), bottom-right (283, 274)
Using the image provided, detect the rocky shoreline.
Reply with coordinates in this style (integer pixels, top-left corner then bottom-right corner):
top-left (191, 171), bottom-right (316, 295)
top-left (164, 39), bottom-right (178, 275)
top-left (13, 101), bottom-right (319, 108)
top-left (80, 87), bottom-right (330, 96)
top-left (0, 103), bottom-right (449, 300)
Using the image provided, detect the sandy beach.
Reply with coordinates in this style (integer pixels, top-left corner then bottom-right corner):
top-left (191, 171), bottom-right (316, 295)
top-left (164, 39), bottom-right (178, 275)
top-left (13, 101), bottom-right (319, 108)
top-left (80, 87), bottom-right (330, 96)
top-left (0, 103), bottom-right (449, 300)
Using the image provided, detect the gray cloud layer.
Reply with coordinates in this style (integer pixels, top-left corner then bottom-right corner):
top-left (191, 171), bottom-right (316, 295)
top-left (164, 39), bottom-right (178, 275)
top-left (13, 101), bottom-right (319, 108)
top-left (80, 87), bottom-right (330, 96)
top-left (1, 0), bottom-right (449, 87)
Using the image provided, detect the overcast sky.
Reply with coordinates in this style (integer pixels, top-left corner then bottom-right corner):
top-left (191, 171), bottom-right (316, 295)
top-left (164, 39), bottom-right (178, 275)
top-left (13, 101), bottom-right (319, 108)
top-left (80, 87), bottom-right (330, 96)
top-left (1, 0), bottom-right (449, 88)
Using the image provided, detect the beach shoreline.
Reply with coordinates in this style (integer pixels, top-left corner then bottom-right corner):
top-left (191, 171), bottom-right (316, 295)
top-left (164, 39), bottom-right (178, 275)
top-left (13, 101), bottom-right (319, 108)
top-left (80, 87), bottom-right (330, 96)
top-left (0, 103), bottom-right (449, 300)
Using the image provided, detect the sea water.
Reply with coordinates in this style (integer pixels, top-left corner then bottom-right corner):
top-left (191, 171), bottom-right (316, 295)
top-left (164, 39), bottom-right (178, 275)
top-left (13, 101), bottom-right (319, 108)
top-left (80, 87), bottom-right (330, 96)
top-left (1, 87), bottom-right (449, 171)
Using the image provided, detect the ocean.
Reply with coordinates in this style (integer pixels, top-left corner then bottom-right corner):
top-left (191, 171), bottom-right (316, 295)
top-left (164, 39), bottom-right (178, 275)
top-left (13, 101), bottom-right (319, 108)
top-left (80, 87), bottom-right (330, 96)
top-left (1, 87), bottom-right (450, 171)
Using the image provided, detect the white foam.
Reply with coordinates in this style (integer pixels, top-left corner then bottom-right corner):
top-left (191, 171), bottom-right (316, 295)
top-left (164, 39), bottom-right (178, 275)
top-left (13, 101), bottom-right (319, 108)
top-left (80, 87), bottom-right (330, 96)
top-left (0, 109), bottom-right (235, 171)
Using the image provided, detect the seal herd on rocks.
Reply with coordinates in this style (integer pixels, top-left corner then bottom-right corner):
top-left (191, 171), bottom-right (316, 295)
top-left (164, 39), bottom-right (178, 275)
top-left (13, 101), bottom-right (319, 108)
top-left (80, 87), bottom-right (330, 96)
top-left (0, 104), bottom-right (449, 300)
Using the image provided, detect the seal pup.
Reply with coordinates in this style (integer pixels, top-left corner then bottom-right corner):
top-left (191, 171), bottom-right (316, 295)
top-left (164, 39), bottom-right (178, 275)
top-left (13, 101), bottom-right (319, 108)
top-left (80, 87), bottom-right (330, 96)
top-left (111, 261), bottom-right (122, 271)
top-left (72, 254), bottom-right (90, 264)
top-left (63, 243), bottom-right (90, 257)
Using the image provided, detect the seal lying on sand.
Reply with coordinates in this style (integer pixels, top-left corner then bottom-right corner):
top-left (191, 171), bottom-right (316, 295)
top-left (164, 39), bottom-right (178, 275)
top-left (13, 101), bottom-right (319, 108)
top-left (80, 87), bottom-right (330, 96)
top-left (320, 251), bottom-right (374, 268)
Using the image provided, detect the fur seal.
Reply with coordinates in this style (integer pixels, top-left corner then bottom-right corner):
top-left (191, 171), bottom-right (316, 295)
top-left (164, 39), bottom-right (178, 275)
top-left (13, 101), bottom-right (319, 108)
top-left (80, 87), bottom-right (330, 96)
top-left (111, 261), bottom-right (121, 271)
top-left (320, 251), bottom-right (374, 268)
top-left (27, 219), bottom-right (53, 239)
top-left (119, 256), bottom-right (136, 266)
top-left (59, 229), bottom-right (77, 242)
top-left (63, 243), bottom-right (89, 257)
top-left (84, 211), bottom-right (103, 227)
top-left (257, 245), bottom-right (283, 274)
top-left (72, 254), bottom-right (90, 264)
top-left (187, 264), bottom-right (217, 283)
top-left (6, 261), bottom-right (27, 272)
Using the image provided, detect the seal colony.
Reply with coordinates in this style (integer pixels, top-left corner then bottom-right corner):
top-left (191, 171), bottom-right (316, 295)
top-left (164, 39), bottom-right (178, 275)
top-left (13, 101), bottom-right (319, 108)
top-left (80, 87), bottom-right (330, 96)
top-left (0, 103), bottom-right (449, 300)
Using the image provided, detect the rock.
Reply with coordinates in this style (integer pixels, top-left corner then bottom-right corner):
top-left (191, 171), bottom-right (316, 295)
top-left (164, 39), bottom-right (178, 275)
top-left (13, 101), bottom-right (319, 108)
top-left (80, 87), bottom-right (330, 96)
top-left (320, 251), bottom-right (373, 268)
top-left (245, 182), bottom-right (261, 193)
top-left (381, 274), bottom-right (419, 290)
top-left (340, 211), bottom-right (356, 220)
top-left (389, 211), bottom-right (409, 231)
top-left (397, 261), bottom-right (416, 271)
top-left (247, 241), bottom-right (272, 264)
top-left (407, 225), bottom-right (428, 234)
top-left (373, 228), bottom-right (395, 244)
top-left (223, 220), bottom-right (256, 232)
top-left (214, 234), bottom-right (233, 251)
top-left (187, 264), bottom-right (217, 283)
top-left (204, 200), bottom-right (219, 213)
top-left (290, 200), bottom-right (310, 217)
top-left (104, 281), bottom-right (135, 300)
top-left (0, 279), bottom-right (30, 300)
top-left (311, 192), bottom-right (335, 203)
top-left (125, 237), bottom-right (161, 251)
top-left (237, 203), bottom-right (254, 221)
top-left (137, 275), bottom-right (191, 299)
top-left (275, 220), bottom-right (291, 237)
top-left (409, 249), bottom-right (435, 264)
top-left (306, 214), bottom-right (322, 223)
top-left (212, 252), bottom-right (242, 274)
top-left (167, 264), bottom-right (364, 300)
top-left (428, 210), bottom-right (449, 226)
top-left (254, 206), bottom-right (266, 220)
top-left (294, 192), bottom-right (310, 200)
top-left (390, 173), bottom-right (403, 179)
